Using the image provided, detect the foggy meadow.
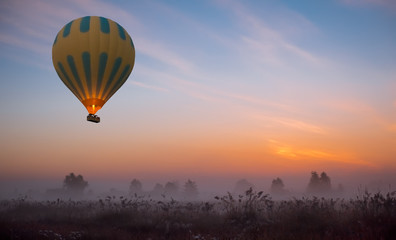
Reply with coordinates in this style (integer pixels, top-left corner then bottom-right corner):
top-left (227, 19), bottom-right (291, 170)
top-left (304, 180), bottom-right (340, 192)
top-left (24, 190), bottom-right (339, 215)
top-left (1, 172), bottom-right (395, 239)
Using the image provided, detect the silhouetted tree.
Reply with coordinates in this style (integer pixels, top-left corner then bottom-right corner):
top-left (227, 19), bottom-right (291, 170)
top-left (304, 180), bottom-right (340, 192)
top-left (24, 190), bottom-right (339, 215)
top-left (63, 173), bottom-right (88, 196)
top-left (234, 179), bottom-right (254, 194)
top-left (307, 171), bottom-right (332, 193)
top-left (182, 179), bottom-right (199, 200)
top-left (320, 172), bottom-right (331, 191)
top-left (307, 171), bottom-right (321, 193)
top-left (271, 177), bottom-right (285, 194)
top-left (151, 183), bottom-right (164, 198)
top-left (129, 179), bottom-right (143, 196)
top-left (164, 181), bottom-right (179, 197)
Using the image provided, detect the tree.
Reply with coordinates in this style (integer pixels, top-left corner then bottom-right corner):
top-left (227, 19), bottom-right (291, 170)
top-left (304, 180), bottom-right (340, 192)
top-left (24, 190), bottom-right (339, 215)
top-left (164, 181), bottom-right (179, 197)
top-left (233, 179), bottom-right (254, 194)
top-left (182, 179), bottom-right (199, 200)
top-left (307, 171), bottom-right (320, 193)
top-left (320, 172), bottom-right (331, 191)
top-left (270, 177), bottom-right (285, 194)
top-left (151, 183), bottom-right (164, 198)
top-left (307, 171), bottom-right (332, 193)
top-left (63, 173), bottom-right (88, 195)
top-left (129, 178), bottom-right (143, 196)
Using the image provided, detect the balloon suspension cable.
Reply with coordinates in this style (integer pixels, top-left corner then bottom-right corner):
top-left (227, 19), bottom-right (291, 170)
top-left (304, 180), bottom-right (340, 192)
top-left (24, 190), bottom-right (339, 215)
top-left (87, 114), bottom-right (100, 123)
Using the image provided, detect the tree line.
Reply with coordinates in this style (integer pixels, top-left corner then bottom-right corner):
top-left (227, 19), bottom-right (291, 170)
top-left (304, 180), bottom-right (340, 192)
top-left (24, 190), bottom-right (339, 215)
top-left (270, 171), bottom-right (338, 195)
top-left (129, 178), bottom-right (198, 200)
top-left (59, 171), bottom-right (340, 198)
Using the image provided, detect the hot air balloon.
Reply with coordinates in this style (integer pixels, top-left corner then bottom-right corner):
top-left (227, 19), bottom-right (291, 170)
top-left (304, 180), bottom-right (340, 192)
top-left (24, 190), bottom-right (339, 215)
top-left (52, 16), bottom-right (135, 123)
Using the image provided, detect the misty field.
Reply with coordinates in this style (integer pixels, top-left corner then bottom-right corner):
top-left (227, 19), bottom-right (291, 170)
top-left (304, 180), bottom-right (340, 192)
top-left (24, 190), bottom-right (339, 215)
top-left (1, 189), bottom-right (395, 240)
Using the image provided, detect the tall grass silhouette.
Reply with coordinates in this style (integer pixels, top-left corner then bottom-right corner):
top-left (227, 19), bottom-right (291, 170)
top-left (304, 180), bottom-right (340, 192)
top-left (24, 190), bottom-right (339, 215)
top-left (1, 189), bottom-right (395, 239)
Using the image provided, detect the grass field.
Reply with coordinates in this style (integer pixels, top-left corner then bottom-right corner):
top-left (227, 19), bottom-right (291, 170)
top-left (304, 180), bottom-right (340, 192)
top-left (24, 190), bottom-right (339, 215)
top-left (1, 189), bottom-right (395, 240)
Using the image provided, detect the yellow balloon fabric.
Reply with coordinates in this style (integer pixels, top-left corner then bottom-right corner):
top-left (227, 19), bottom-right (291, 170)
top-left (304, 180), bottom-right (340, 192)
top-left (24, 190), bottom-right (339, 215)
top-left (52, 16), bottom-right (135, 114)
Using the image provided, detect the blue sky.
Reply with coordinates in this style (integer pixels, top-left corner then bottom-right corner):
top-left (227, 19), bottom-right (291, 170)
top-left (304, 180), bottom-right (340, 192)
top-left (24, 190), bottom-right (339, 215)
top-left (0, 0), bottom-right (395, 192)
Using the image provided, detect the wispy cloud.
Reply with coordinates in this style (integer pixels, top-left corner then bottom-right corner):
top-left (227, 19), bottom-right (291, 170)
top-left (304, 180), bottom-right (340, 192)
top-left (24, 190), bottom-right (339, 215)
top-left (325, 99), bottom-right (373, 114)
top-left (268, 139), bottom-right (333, 159)
top-left (267, 139), bottom-right (377, 167)
top-left (254, 115), bottom-right (326, 134)
top-left (0, 0), bottom-right (302, 116)
top-left (135, 37), bottom-right (196, 73)
top-left (340, 0), bottom-right (396, 9)
top-left (0, 0), bottom-right (194, 75)
top-left (0, 0), bottom-right (142, 66)
top-left (130, 80), bottom-right (169, 92)
top-left (220, 0), bottom-right (324, 67)
top-left (283, 43), bottom-right (322, 65)
top-left (0, 33), bottom-right (48, 55)
top-left (323, 97), bottom-right (396, 135)
top-left (136, 63), bottom-right (295, 114)
top-left (0, 1), bottom-right (61, 58)
top-left (69, 0), bottom-right (140, 23)
top-left (214, 91), bottom-right (295, 111)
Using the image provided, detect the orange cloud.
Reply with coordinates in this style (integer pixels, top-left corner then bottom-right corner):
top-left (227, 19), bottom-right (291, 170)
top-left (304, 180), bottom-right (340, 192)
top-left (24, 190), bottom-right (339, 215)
top-left (268, 139), bottom-right (333, 159)
top-left (267, 139), bottom-right (376, 168)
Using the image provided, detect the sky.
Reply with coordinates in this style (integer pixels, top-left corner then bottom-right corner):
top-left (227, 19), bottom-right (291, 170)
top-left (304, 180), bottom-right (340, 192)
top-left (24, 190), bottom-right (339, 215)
top-left (0, 0), bottom-right (395, 194)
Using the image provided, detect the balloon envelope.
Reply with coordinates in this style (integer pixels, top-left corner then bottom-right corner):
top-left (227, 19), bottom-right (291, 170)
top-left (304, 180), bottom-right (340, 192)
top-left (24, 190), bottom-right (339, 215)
top-left (52, 16), bottom-right (135, 114)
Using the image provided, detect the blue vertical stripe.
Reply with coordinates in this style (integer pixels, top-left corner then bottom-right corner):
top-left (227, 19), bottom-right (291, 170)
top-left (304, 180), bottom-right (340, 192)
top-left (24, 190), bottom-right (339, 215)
top-left (67, 55), bottom-right (86, 99)
top-left (116, 23), bottom-right (126, 40)
top-left (101, 57), bottom-right (122, 98)
top-left (80, 16), bottom-right (90, 33)
top-left (63, 21), bottom-right (73, 37)
top-left (96, 52), bottom-right (108, 97)
top-left (57, 62), bottom-right (82, 101)
top-left (99, 17), bottom-right (110, 34)
top-left (105, 65), bottom-right (131, 101)
top-left (82, 52), bottom-right (92, 97)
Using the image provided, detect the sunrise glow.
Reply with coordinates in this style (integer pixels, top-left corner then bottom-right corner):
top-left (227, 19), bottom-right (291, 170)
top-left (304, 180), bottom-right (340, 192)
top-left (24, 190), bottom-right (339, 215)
top-left (0, 0), bottom-right (395, 193)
